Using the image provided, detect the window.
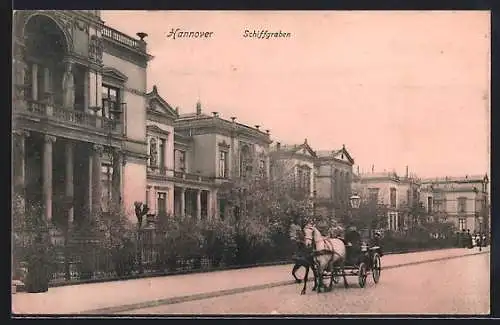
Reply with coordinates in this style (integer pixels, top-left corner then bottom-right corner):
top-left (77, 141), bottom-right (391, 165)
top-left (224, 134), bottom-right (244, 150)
top-left (458, 218), bottom-right (466, 231)
top-left (368, 188), bottom-right (379, 203)
top-left (304, 167), bottom-right (311, 194)
top-left (149, 137), bottom-right (158, 167)
top-left (159, 138), bottom-right (166, 169)
top-left (475, 198), bottom-right (482, 213)
top-left (390, 188), bottom-right (397, 208)
top-left (102, 85), bottom-right (120, 119)
top-left (174, 150), bottom-right (186, 171)
top-left (240, 145), bottom-right (252, 178)
top-left (219, 151), bottom-right (228, 178)
top-left (100, 163), bottom-right (113, 212)
top-left (157, 192), bottom-right (166, 214)
top-left (146, 189), bottom-right (150, 208)
top-left (458, 197), bottom-right (467, 213)
top-left (433, 200), bottom-right (441, 213)
top-left (427, 196), bottom-right (433, 214)
top-left (258, 159), bottom-right (266, 178)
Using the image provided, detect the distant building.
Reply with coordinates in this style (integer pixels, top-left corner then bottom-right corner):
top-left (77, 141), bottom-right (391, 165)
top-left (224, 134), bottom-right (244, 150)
top-left (269, 139), bottom-right (316, 205)
top-left (172, 102), bottom-right (272, 219)
top-left (352, 170), bottom-right (419, 231)
top-left (314, 145), bottom-right (355, 221)
top-left (419, 174), bottom-right (489, 233)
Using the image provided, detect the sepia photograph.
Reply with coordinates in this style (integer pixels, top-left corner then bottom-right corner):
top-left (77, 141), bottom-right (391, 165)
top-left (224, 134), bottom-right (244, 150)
top-left (11, 10), bottom-right (490, 316)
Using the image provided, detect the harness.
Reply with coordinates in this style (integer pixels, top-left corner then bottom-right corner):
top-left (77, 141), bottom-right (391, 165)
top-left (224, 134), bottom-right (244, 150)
top-left (304, 226), bottom-right (342, 259)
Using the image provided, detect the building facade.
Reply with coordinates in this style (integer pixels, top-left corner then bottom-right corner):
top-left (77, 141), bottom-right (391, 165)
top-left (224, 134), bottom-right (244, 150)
top-left (352, 170), bottom-right (420, 231)
top-left (144, 93), bottom-right (273, 220)
top-left (314, 146), bottom-right (355, 221)
top-left (12, 10), bottom-right (152, 228)
top-left (269, 139), bottom-right (317, 199)
top-left (419, 175), bottom-right (489, 233)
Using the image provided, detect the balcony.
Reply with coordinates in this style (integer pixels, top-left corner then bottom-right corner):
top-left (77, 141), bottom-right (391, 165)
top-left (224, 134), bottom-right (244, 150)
top-left (101, 25), bottom-right (146, 52)
top-left (14, 99), bottom-right (122, 134)
top-left (147, 166), bottom-right (168, 176)
top-left (174, 171), bottom-right (212, 183)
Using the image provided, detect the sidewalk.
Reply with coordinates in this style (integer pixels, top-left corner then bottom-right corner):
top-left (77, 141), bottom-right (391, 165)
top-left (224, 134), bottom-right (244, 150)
top-left (12, 247), bottom-right (489, 315)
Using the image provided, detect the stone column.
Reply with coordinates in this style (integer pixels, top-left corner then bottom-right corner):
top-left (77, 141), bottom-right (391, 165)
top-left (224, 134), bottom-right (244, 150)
top-left (213, 189), bottom-right (219, 219)
top-left (196, 189), bottom-right (202, 219)
top-left (13, 130), bottom-right (29, 190)
top-left (111, 149), bottom-right (122, 207)
top-left (43, 67), bottom-right (51, 101)
top-left (43, 135), bottom-right (56, 221)
top-left (87, 154), bottom-right (93, 215)
top-left (31, 63), bottom-right (38, 101)
top-left (83, 69), bottom-right (89, 111)
top-left (92, 144), bottom-right (104, 215)
top-left (180, 188), bottom-right (186, 217)
top-left (65, 142), bottom-right (74, 226)
top-left (206, 190), bottom-right (213, 220)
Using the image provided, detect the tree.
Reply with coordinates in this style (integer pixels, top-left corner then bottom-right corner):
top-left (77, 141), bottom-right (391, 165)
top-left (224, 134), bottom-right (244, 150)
top-left (219, 158), bottom-right (314, 263)
top-left (12, 190), bottom-right (56, 292)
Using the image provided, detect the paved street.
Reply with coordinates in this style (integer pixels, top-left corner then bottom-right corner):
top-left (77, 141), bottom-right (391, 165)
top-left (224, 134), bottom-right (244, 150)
top-left (12, 247), bottom-right (488, 315)
top-left (120, 252), bottom-right (489, 315)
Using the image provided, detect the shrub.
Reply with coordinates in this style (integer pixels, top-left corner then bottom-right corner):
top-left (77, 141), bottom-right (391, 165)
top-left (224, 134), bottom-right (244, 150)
top-left (156, 215), bottom-right (205, 270)
top-left (12, 191), bottom-right (56, 292)
top-left (234, 214), bottom-right (273, 265)
top-left (201, 217), bottom-right (237, 267)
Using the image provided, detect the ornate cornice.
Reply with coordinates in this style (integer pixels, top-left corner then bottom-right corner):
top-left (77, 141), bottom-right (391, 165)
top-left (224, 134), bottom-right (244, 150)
top-left (175, 117), bottom-right (271, 145)
top-left (102, 67), bottom-right (128, 83)
top-left (147, 124), bottom-right (170, 136)
top-left (102, 37), bottom-right (150, 69)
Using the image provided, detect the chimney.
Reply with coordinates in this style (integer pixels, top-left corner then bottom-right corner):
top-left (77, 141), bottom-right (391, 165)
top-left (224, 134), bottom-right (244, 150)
top-left (175, 106), bottom-right (179, 115)
top-left (231, 117), bottom-right (236, 123)
top-left (277, 142), bottom-right (281, 150)
top-left (255, 125), bottom-right (260, 130)
top-left (266, 129), bottom-right (270, 135)
top-left (196, 101), bottom-right (202, 115)
top-left (406, 166), bottom-right (409, 178)
top-left (212, 111), bottom-right (218, 118)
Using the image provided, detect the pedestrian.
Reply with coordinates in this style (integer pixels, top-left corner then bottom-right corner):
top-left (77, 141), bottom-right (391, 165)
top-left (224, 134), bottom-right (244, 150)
top-left (466, 229), bottom-right (473, 249)
top-left (460, 229), bottom-right (467, 248)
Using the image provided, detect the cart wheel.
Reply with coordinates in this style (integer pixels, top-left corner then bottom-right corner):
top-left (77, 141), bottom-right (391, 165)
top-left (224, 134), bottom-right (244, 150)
top-left (332, 269), bottom-right (340, 284)
top-left (372, 253), bottom-right (381, 284)
top-left (358, 262), bottom-right (367, 288)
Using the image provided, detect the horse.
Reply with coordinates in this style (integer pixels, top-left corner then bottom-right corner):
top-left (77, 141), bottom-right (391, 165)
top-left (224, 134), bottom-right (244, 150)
top-left (304, 223), bottom-right (348, 292)
top-left (289, 223), bottom-right (318, 295)
top-left (291, 247), bottom-right (318, 295)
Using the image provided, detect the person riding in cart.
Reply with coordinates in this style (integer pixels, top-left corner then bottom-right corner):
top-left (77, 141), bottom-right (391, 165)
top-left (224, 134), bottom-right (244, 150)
top-left (344, 225), bottom-right (362, 265)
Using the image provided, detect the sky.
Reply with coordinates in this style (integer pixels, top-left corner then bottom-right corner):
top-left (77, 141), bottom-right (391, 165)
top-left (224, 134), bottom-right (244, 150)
top-left (101, 10), bottom-right (490, 178)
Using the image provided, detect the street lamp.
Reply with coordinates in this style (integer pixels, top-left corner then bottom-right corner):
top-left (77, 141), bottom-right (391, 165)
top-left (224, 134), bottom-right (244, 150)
top-left (349, 194), bottom-right (361, 209)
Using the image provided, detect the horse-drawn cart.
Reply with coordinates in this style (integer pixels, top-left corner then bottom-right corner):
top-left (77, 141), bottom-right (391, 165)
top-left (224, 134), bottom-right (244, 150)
top-left (325, 242), bottom-right (382, 288)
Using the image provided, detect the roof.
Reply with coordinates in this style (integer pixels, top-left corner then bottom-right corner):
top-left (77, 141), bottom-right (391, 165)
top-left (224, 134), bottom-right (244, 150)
top-left (271, 139), bottom-right (317, 158)
top-left (146, 86), bottom-right (179, 120)
top-left (316, 145), bottom-right (354, 164)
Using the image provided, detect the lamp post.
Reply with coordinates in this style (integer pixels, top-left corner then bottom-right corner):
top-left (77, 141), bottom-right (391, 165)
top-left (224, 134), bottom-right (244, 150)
top-left (349, 194), bottom-right (361, 229)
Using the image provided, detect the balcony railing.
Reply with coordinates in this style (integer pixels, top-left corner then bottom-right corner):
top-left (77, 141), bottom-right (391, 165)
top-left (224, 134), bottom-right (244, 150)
top-left (101, 25), bottom-right (146, 52)
top-left (16, 100), bottom-right (122, 134)
top-left (174, 171), bottom-right (212, 183)
top-left (147, 166), bottom-right (167, 175)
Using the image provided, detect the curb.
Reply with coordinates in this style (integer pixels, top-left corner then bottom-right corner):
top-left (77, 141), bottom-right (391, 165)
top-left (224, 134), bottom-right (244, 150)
top-left (80, 249), bottom-right (489, 315)
top-left (15, 247), bottom-right (450, 292)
